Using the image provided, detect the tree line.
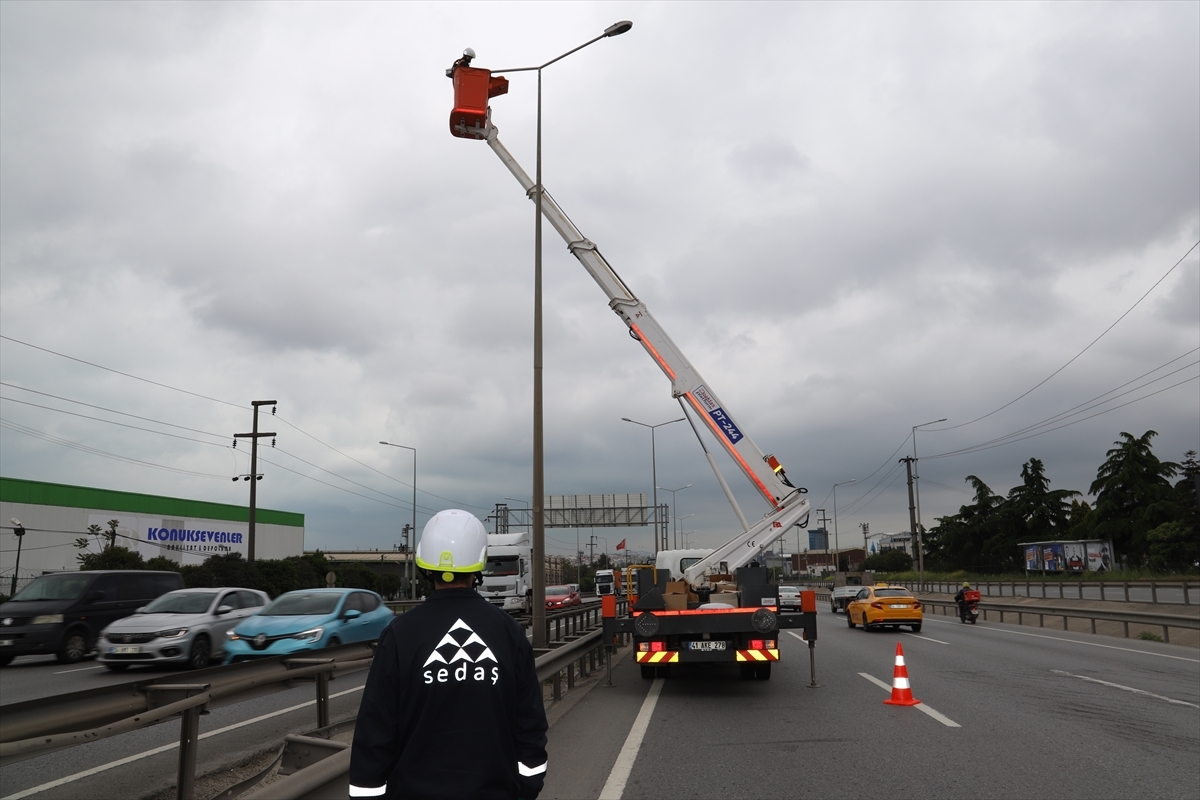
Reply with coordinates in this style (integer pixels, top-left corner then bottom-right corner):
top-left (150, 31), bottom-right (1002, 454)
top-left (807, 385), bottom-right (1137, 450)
top-left (76, 547), bottom-right (405, 599)
top-left (925, 431), bottom-right (1198, 573)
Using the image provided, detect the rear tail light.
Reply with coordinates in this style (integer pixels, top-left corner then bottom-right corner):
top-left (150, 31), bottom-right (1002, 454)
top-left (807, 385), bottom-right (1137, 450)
top-left (649, 640), bottom-right (665, 652)
top-left (913, 601), bottom-right (922, 609)
top-left (871, 602), bottom-right (883, 609)
top-left (748, 639), bottom-right (764, 649)
top-left (764, 639), bottom-right (776, 649)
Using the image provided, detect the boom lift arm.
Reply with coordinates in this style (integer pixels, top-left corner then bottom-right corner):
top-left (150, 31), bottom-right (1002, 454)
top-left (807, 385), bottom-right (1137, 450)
top-left (449, 63), bottom-right (810, 584)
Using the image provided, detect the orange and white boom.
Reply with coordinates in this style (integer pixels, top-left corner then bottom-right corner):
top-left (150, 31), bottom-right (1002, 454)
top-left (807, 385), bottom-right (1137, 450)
top-left (449, 63), bottom-right (810, 571)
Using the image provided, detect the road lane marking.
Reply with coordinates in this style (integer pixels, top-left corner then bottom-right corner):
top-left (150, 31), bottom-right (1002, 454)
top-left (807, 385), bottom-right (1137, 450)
top-left (598, 678), bottom-right (664, 800)
top-left (859, 673), bottom-right (962, 728)
top-left (903, 633), bottom-right (950, 644)
top-left (785, 631), bottom-right (808, 644)
top-left (1050, 669), bottom-right (1199, 708)
top-left (51, 665), bottom-right (105, 674)
top-left (922, 616), bottom-right (1200, 662)
top-left (0, 685), bottom-right (366, 800)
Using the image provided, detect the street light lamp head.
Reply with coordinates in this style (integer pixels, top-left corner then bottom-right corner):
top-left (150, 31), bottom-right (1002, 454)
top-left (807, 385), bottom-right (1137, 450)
top-left (605, 20), bottom-right (633, 37)
top-left (11, 518), bottom-right (21, 527)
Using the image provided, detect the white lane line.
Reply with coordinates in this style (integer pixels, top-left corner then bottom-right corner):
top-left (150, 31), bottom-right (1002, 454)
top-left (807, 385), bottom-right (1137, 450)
top-left (859, 672), bottom-right (962, 728)
top-left (785, 631), bottom-right (808, 643)
top-left (903, 632), bottom-right (950, 645)
top-left (0, 685), bottom-right (366, 800)
top-left (923, 616), bottom-right (1200, 663)
top-left (1051, 669), bottom-right (1199, 709)
top-left (52, 665), bottom-right (105, 674)
top-left (598, 678), bottom-right (664, 800)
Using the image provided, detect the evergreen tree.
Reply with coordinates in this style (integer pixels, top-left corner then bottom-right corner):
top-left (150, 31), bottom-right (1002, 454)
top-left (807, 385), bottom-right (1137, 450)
top-left (1088, 431), bottom-right (1179, 567)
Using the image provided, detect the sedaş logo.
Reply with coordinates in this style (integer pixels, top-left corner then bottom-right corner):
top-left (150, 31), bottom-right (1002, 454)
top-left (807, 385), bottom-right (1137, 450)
top-left (422, 618), bottom-right (500, 685)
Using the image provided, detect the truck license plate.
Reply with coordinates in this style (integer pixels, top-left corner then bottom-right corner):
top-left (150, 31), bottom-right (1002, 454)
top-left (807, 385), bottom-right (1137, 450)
top-left (0, 639), bottom-right (13, 647)
top-left (112, 646), bottom-right (141, 654)
top-left (688, 641), bottom-right (726, 651)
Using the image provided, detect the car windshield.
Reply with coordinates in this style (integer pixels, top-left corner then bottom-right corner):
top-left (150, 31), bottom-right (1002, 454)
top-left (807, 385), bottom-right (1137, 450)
top-left (10, 573), bottom-right (92, 601)
top-left (261, 593), bottom-right (340, 616)
top-left (484, 556), bottom-right (519, 577)
top-left (142, 592), bottom-right (217, 614)
top-left (874, 589), bottom-right (913, 598)
top-left (546, 586), bottom-right (570, 596)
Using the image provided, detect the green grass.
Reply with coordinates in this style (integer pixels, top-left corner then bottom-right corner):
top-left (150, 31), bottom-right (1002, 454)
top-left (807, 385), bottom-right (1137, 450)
top-left (1137, 631), bottom-right (1165, 642)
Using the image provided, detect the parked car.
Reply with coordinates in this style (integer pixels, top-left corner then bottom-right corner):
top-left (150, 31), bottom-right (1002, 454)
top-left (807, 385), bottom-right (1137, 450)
top-left (845, 585), bottom-right (923, 632)
top-left (223, 588), bottom-right (391, 664)
top-left (545, 585), bottom-right (582, 610)
top-left (98, 587), bottom-right (268, 671)
top-left (778, 585), bottom-right (802, 611)
top-left (0, 570), bottom-right (184, 665)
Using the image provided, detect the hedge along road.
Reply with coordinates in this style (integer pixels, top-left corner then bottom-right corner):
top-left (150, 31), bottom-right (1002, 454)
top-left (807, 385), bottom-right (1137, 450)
top-left (539, 607), bottom-right (1199, 800)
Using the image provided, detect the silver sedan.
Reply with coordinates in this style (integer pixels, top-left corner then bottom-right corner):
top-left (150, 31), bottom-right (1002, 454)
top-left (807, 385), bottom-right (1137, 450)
top-left (98, 588), bottom-right (268, 671)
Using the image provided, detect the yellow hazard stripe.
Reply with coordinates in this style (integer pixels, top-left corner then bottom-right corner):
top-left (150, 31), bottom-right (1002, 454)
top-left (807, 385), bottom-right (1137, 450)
top-left (736, 649), bottom-right (781, 662)
top-left (636, 651), bottom-right (679, 663)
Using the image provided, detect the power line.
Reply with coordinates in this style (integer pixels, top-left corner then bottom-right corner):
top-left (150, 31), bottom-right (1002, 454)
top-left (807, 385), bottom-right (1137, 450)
top-left (934, 240), bottom-right (1199, 432)
top-left (0, 335), bottom-right (246, 409)
top-left (0, 395), bottom-right (230, 448)
top-left (925, 375), bottom-right (1197, 460)
top-left (0, 418), bottom-right (232, 480)
top-left (0, 382), bottom-right (228, 437)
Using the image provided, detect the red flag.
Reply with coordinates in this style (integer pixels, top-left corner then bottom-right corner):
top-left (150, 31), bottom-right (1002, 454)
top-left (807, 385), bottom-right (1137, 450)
top-left (616, 539), bottom-right (626, 550)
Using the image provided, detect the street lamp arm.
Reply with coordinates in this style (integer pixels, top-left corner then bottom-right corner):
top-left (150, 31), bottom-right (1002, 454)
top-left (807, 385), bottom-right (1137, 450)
top-left (492, 21), bottom-right (631, 74)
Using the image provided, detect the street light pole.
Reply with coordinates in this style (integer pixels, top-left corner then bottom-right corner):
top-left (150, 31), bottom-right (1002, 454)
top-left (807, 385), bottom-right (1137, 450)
top-left (832, 480), bottom-right (857, 571)
top-left (623, 416), bottom-right (685, 553)
top-left (380, 441), bottom-right (417, 599)
top-left (657, 484), bottom-right (691, 548)
top-left (9, 519), bottom-right (25, 597)
top-left (490, 20), bottom-right (633, 649)
top-left (911, 417), bottom-right (946, 582)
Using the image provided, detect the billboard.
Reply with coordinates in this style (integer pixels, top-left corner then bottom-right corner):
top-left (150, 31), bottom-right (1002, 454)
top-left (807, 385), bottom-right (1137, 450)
top-left (1063, 542), bottom-right (1086, 572)
top-left (86, 513), bottom-right (248, 564)
top-left (1086, 541), bottom-right (1113, 572)
top-left (1025, 545), bottom-right (1040, 571)
top-left (1042, 544), bottom-right (1065, 572)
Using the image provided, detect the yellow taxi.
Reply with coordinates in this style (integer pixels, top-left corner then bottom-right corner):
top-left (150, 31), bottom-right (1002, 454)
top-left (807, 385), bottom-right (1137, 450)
top-left (846, 585), bottom-right (923, 632)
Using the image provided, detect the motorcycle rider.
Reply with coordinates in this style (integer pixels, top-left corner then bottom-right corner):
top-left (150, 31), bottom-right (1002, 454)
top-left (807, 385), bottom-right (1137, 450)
top-left (954, 582), bottom-right (973, 622)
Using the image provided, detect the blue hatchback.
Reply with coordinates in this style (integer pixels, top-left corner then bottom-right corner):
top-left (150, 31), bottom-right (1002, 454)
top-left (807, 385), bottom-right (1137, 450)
top-left (223, 588), bottom-right (392, 663)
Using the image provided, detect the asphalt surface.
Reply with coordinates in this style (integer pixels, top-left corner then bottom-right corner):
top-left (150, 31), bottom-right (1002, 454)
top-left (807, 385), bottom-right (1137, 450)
top-left (541, 608), bottom-right (1199, 799)
top-left (2, 605), bottom-right (1197, 799)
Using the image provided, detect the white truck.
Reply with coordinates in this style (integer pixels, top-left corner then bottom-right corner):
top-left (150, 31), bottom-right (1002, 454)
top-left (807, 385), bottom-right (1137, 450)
top-left (479, 532), bottom-right (532, 614)
top-left (449, 55), bottom-right (817, 680)
top-left (594, 568), bottom-right (624, 597)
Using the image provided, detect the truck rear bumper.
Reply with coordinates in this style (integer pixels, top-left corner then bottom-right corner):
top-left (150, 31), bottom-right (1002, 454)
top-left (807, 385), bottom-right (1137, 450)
top-left (635, 648), bottom-right (780, 664)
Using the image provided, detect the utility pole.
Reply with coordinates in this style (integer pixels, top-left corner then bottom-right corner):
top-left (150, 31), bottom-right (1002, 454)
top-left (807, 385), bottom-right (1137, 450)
top-left (401, 524), bottom-right (413, 599)
top-left (234, 400), bottom-right (276, 562)
top-left (901, 457), bottom-right (921, 584)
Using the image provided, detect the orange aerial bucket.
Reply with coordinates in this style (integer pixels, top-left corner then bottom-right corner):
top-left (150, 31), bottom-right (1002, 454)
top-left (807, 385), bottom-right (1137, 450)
top-left (450, 66), bottom-right (508, 139)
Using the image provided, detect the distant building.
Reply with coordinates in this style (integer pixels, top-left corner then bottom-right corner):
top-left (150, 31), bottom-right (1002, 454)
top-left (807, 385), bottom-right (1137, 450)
top-left (871, 533), bottom-right (913, 557)
top-left (1, 477), bottom-right (304, 591)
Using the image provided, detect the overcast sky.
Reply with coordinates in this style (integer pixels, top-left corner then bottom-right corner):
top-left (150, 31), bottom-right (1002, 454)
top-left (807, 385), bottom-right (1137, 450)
top-left (2, 1), bottom-right (1197, 561)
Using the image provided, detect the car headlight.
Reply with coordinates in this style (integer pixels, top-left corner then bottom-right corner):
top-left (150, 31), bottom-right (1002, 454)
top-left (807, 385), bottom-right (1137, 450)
top-left (32, 614), bottom-right (63, 625)
top-left (226, 630), bottom-right (241, 640)
top-left (293, 627), bottom-right (324, 643)
top-left (157, 628), bottom-right (189, 639)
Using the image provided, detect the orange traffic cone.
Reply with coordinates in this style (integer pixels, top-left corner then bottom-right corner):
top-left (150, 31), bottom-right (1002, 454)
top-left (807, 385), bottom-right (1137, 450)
top-left (883, 642), bottom-right (921, 706)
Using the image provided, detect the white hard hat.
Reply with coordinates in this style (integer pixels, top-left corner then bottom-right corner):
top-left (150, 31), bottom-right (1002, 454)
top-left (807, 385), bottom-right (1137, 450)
top-left (416, 509), bottom-right (488, 581)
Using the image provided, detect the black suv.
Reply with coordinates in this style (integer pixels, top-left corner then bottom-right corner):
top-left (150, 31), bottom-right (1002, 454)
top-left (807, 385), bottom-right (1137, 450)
top-left (0, 570), bottom-right (184, 665)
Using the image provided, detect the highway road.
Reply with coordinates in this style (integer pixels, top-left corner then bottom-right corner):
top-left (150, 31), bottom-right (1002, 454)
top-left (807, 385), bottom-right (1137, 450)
top-left (1, 605), bottom-right (1197, 799)
top-left (541, 608), bottom-right (1199, 799)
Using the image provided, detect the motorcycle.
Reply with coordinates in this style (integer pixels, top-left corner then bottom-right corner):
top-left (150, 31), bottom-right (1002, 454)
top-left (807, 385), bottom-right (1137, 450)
top-left (957, 589), bottom-right (981, 624)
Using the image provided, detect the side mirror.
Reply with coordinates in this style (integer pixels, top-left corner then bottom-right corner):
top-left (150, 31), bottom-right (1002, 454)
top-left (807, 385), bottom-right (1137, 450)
top-left (87, 590), bottom-right (105, 603)
top-left (215, 605), bottom-right (233, 616)
top-left (343, 609), bottom-right (362, 620)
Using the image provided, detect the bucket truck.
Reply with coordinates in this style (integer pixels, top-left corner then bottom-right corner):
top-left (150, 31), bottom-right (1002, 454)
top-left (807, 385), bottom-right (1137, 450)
top-left (448, 55), bottom-right (817, 680)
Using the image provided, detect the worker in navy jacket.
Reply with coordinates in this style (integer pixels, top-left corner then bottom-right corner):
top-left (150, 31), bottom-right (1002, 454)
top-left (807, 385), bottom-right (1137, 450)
top-left (350, 510), bottom-right (548, 799)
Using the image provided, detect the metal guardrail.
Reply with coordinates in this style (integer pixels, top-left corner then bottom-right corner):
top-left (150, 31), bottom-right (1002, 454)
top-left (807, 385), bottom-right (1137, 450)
top-left (920, 598), bottom-right (1200, 643)
top-left (235, 603), bottom-right (621, 800)
top-left (896, 579), bottom-right (1195, 605)
top-left (0, 644), bottom-right (374, 800)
